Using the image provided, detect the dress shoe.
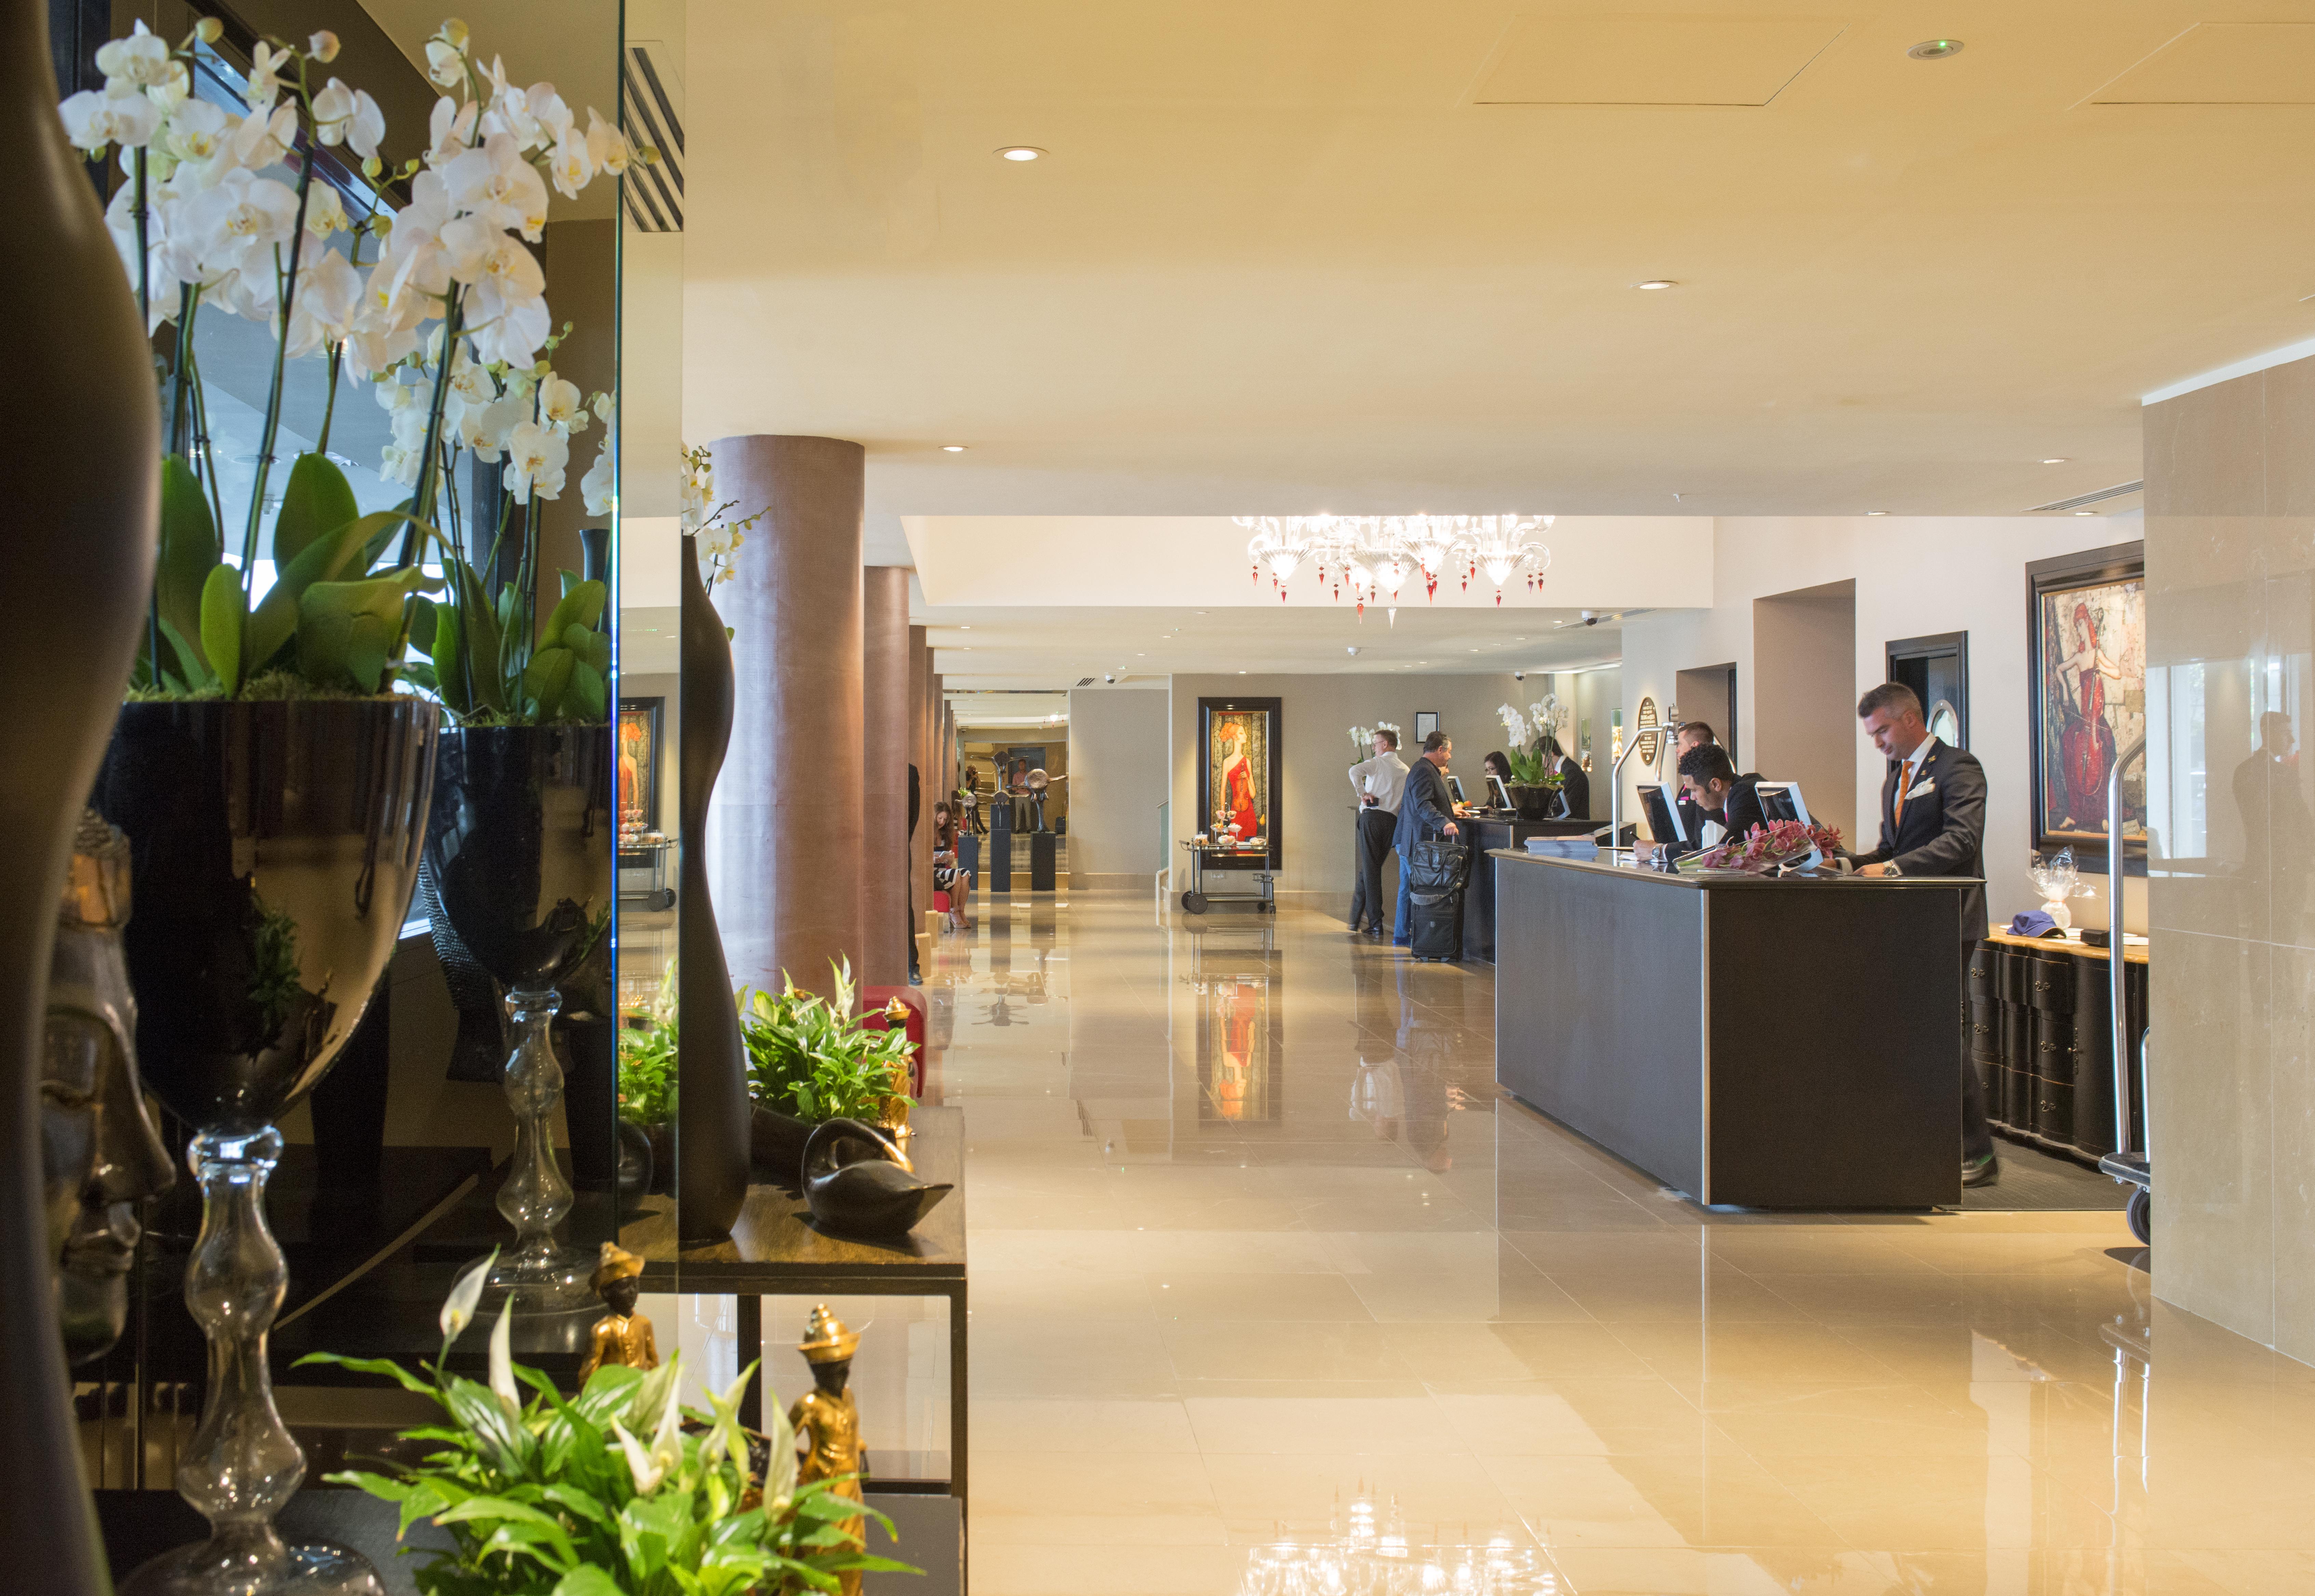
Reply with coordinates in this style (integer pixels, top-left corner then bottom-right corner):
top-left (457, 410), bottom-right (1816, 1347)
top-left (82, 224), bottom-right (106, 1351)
top-left (1962, 1153), bottom-right (2000, 1188)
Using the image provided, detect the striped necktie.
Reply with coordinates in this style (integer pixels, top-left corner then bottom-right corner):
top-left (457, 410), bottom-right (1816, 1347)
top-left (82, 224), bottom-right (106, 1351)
top-left (1894, 758), bottom-right (1915, 835)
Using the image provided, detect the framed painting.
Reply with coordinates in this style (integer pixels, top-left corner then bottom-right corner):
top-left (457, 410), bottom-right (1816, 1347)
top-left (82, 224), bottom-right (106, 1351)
top-left (617, 697), bottom-right (664, 831)
top-left (1197, 697), bottom-right (1282, 870)
top-left (1414, 711), bottom-right (1439, 744)
top-left (2027, 542), bottom-right (2146, 874)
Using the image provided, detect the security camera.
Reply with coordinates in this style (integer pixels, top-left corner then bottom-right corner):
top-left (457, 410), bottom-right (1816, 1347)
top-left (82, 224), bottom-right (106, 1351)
top-left (1581, 610), bottom-right (1600, 627)
top-left (1103, 672), bottom-right (1117, 684)
top-left (1346, 645), bottom-right (1361, 657)
top-left (1512, 670), bottom-right (1526, 681)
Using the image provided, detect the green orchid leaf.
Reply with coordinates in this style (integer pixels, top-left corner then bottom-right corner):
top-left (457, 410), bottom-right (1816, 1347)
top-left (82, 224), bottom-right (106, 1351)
top-left (542, 578), bottom-right (607, 642)
top-left (245, 509), bottom-right (429, 676)
top-left (523, 646), bottom-right (576, 719)
top-left (272, 452), bottom-right (359, 569)
top-left (429, 601), bottom-right (470, 719)
top-left (159, 456), bottom-right (220, 668)
top-left (454, 559), bottom-right (509, 715)
top-left (567, 658), bottom-right (607, 722)
top-left (199, 565), bottom-right (245, 696)
top-left (408, 593), bottom-right (439, 654)
top-left (297, 567), bottom-right (435, 694)
top-left (560, 567), bottom-right (581, 600)
top-left (157, 614), bottom-right (216, 692)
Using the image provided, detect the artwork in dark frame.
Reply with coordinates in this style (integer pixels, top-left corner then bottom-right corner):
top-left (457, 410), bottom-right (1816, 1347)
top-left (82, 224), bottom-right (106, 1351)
top-left (1886, 631), bottom-right (1969, 751)
top-left (619, 696), bottom-right (665, 830)
top-left (2027, 541), bottom-right (2146, 876)
top-left (1197, 697), bottom-right (1283, 871)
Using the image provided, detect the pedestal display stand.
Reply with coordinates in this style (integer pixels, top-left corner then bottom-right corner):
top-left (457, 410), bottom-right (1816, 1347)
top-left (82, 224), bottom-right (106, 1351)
top-left (1029, 831), bottom-right (1058, 891)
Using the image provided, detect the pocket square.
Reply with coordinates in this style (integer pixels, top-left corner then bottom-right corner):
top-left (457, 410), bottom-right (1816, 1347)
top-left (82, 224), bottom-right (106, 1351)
top-left (1906, 779), bottom-right (1935, 800)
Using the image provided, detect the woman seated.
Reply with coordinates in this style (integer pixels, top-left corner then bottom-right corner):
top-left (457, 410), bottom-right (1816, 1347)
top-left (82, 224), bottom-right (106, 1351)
top-left (932, 800), bottom-right (974, 931)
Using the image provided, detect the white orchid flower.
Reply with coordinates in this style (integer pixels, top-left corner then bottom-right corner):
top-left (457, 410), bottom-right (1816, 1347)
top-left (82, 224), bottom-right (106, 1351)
top-left (311, 79), bottom-right (385, 161)
top-left (94, 20), bottom-right (172, 87)
top-left (59, 81), bottom-right (161, 153)
top-left (584, 108), bottom-right (631, 176)
top-left (301, 181), bottom-right (348, 238)
top-left (165, 98), bottom-right (229, 166)
top-left (226, 103), bottom-right (298, 171)
top-left (538, 375), bottom-right (583, 431)
top-left (546, 132), bottom-right (593, 201)
top-left (527, 84), bottom-right (575, 150)
top-left (580, 441), bottom-right (615, 515)
top-left (465, 272), bottom-right (551, 369)
top-left (284, 250), bottom-right (361, 357)
top-left (487, 1300), bottom-right (521, 1419)
top-left (592, 390), bottom-right (615, 424)
top-left (439, 1247), bottom-right (498, 1342)
top-left (506, 418), bottom-right (569, 500)
top-left (179, 166), bottom-right (298, 292)
top-left (378, 442), bottom-right (421, 486)
top-left (475, 57), bottom-right (539, 147)
top-left (448, 348), bottom-right (494, 406)
top-left (457, 394), bottom-right (526, 462)
top-left (309, 31), bottom-right (340, 64)
top-left (426, 94), bottom-right (477, 166)
top-left (245, 40), bottom-right (293, 109)
top-left (443, 134), bottom-right (549, 240)
top-left (425, 38), bottom-right (467, 90)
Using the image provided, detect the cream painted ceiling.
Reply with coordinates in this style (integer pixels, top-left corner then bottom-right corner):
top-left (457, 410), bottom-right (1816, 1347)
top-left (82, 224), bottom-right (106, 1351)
top-left (682, 0), bottom-right (2315, 540)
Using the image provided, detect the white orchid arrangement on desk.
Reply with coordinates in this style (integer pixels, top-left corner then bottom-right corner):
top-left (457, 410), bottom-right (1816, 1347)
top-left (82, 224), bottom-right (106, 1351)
top-left (64, 15), bottom-right (640, 722)
top-left (1494, 701), bottom-right (1565, 787)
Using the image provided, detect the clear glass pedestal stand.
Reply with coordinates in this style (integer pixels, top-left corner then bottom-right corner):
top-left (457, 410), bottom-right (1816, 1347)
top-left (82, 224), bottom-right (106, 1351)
top-left (119, 1129), bottom-right (383, 1596)
top-left (483, 985), bottom-right (594, 1310)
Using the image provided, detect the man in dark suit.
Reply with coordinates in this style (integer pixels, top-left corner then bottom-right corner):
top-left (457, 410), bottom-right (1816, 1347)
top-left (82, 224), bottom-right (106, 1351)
top-left (1851, 681), bottom-right (1997, 1187)
top-left (1539, 734), bottom-right (1590, 819)
top-left (1672, 743), bottom-right (1766, 855)
top-left (1392, 731), bottom-right (1463, 948)
top-left (1673, 721), bottom-right (1718, 840)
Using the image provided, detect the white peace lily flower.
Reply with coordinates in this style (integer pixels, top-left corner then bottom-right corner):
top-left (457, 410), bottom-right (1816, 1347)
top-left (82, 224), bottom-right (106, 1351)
top-left (487, 1300), bottom-right (520, 1418)
top-left (245, 40), bottom-right (292, 109)
top-left (285, 249), bottom-right (361, 357)
top-left (59, 81), bottom-right (161, 153)
top-left (425, 38), bottom-right (466, 90)
top-left (443, 134), bottom-right (549, 239)
top-left (308, 30), bottom-right (340, 64)
top-left (580, 441), bottom-right (614, 515)
top-left (505, 418), bottom-right (569, 500)
top-left (583, 108), bottom-right (630, 176)
top-left (94, 21), bottom-right (172, 87)
top-left (439, 1247), bottom-right (497, 1341)
top-left (537, 375), bottom-right (582, 430)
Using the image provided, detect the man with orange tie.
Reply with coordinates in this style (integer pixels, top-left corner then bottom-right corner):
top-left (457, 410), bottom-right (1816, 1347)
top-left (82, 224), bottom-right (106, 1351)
top-left (1852, 681), bottom-right (1997, 1188)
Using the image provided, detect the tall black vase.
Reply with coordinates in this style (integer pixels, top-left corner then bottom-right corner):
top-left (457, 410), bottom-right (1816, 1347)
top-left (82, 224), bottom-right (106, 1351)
top-left (0, 5), bottom-right (161, 1590)
top-left (678, 541), bottom-right (750, 1238)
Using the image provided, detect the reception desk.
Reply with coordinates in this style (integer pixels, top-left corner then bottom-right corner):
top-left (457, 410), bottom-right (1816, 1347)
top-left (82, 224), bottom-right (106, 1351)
top-left (1494, 852), bottom-right (1976, 1209)
top-left (1461, 817), bottom-right (1599, 962)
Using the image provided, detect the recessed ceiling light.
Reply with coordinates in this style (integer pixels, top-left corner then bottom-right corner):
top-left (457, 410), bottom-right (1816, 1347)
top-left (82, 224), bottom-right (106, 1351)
top-left (1634, 279), bottom-right (1678, 291)
top-left (1867, 510), bottom-right (1888, 516)
top-left (959, 625), bottom-right (970, 630)
top-left (1907, 38), bottom-right (1963, 59)
top-left (996, 146), bottom-right (1044, 162)
top-left (941, 444), bottom-right (967, 452)
top-left (2074, 510), bottom-right (2095, 516)
top-left (2041, 458), bottom-right (2068, 465)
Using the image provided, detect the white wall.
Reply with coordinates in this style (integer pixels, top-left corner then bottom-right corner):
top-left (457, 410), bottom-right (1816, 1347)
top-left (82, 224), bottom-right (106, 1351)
top-left (1066, 685), bottom-right (1170, 886)
top-left (1169, 672), bottom-right (1533, 897)
top-left (1619, 516), bottom-right (2146, 931)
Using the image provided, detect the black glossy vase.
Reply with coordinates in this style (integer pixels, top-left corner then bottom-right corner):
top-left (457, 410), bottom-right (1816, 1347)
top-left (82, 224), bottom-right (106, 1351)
top-left (421, 725), bottom-right (612, 1307)
top-left (802, 1118), bottom-right (952, 1238)
top-left (678, 540), bottom-right (750, 1239)
top-left (1506, 784), bottom-right (1554, 822)
top-left (1, 5), bottom-right (163, 1589)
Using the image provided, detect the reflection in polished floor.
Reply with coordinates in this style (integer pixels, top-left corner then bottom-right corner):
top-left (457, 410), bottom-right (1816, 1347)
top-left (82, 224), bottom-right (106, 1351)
top-left (928, 893), bottom-right (2305, 1596)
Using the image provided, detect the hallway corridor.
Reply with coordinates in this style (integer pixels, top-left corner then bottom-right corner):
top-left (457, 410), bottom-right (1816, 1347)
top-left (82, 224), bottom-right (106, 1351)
top-left (929, 893), bottom-right (2306, 1595)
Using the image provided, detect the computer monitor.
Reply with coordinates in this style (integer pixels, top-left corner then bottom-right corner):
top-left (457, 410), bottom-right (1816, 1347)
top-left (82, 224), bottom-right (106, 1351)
top-left (1638, 782), bottom-right (1687, 845)
top-left (1487, 773), bottom-right (1514, 811)
top-left (1754, 782), bottom-right (1811, 825)
top-left (1446, 774), bottom-right (1468, 805)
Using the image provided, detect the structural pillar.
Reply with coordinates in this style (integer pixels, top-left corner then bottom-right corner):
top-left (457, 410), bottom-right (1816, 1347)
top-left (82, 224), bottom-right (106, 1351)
top-left (705, 435), bottom-right (864, 997)
top-left (910, 625), bottom-right (932, 950)
top-left (861, 566), bottom-right (912, 987)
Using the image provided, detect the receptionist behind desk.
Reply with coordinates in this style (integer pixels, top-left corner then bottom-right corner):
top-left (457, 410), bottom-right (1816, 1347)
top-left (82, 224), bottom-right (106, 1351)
top-left (1675, 744), bottom-right (1765, 851)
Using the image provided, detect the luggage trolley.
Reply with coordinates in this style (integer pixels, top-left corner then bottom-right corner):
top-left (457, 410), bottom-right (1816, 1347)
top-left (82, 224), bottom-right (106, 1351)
top-left (1177, 839), bottom-right (1277, 915)
top-left (2096, 736), bottom-right (2153, 1246)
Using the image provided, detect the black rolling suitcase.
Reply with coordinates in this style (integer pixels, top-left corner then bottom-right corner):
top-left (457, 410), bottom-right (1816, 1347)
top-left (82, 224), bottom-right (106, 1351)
top-left (1405, 838), bottom-right (1468, 962)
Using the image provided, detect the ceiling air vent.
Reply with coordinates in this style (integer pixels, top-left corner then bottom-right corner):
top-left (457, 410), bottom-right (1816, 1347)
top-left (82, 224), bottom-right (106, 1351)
top-left (2028, 481), bottom-right (2143, 514)
top-left (1074, 677), bottom-right (1097, 687)
top-left (621, 43), bottom-right (684, 233)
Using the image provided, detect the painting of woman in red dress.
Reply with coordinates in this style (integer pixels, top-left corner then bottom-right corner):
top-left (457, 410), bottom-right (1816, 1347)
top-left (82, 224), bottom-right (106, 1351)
top-left (2035, 576), bottom-right (2143, 842)
top-left (1219, 725), bottom-right (1261, 839)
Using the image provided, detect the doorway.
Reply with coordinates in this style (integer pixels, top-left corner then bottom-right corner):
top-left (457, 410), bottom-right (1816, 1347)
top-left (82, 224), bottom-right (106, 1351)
top-left (1674, 663), bottom-right (1738, 765)
top-left (1752, 580), bottom-right (1859, 843)
top-left (1886, 631), bottom-right (1969, 748)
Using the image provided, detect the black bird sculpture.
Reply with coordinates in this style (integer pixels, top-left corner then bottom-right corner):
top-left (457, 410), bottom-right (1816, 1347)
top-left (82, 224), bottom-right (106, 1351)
top-left (802, 1118), bottom-right (953, 1239)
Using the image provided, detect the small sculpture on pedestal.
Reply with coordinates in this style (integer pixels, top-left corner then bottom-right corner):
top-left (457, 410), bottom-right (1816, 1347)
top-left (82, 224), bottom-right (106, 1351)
top-left (789, 1304), bottom-right (867, 1595)
top-left (578, 1243), bottom-right (658, 1382)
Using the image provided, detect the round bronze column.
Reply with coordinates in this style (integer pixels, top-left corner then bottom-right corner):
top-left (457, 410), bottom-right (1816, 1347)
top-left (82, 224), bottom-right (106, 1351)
top-left (861, 566), bottom-right (911, 987)
top-left (705, 436), bottom-right (864, 997)
top-left (910, 625), bottom-right (932, 943)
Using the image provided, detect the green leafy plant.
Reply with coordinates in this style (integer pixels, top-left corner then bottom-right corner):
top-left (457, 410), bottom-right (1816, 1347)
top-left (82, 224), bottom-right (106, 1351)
top-left (618, 965), bottom-right (678, 1127)
top-left (306, 1255), bottom-right (909, 1594)
top-left (1498, 748), bottom-right (1565, 787)
top-left (738, 959), bottom-right (915, 1124)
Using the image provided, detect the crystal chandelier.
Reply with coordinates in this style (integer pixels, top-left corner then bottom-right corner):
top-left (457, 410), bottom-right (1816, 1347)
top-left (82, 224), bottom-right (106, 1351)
top-left (1233, 514), bottom-right (1552, 608)
top-left (1235, 1486), bottom-right (1554, 1594)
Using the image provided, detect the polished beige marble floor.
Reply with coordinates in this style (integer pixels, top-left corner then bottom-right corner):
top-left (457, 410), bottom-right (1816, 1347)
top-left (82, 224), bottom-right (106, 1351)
top-left (920, 892), bottom-right (2305, 1596)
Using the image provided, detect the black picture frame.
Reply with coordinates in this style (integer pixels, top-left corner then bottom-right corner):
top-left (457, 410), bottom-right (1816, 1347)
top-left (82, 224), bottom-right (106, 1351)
top-left (1886, 631), bottom-right (1970, 750)
top-left (1197, 697), bottom-right (1283, 871)
top-left (2027, 541), bottom-right (2146, 876)
top-left (617, 696), bottom-right (664, 830)
top-left (1414, 711), bottom-right (1439, 744)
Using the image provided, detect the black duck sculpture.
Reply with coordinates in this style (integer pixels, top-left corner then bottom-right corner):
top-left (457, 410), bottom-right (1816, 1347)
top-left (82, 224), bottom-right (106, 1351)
top-left (802, 1118), bottom-right (952, 1239)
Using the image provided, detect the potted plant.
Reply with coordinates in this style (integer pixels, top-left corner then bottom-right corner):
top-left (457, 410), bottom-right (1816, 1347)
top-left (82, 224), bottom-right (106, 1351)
top-left (740, 960), bottom-right (918, 1186)
top-left (616, 967), bottom-right (677, 1196)
top-left (306, 1257), bottom-right (909, 1593)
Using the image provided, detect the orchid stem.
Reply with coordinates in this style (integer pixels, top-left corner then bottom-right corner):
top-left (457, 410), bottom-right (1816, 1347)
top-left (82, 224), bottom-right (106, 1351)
top-left (240, 105), bottom-right (321, 610)
top-left (318, 342), bottom-right (342, 456)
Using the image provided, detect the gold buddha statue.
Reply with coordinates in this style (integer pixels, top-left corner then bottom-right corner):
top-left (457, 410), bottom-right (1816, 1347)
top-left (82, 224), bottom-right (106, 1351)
top-left (789, 1303), bottom-right (866, 1593)
top-left (578, 1243), bottom-right (657, 1382)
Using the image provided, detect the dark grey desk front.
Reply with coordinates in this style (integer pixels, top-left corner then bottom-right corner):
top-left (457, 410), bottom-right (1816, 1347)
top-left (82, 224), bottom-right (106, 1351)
top-left (1493, 853), bottom-right (1974, 1209)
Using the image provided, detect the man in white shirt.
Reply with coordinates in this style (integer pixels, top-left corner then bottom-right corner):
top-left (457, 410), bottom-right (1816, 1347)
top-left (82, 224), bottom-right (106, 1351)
top-left (1347, 729), bottom-right (1409, 937)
